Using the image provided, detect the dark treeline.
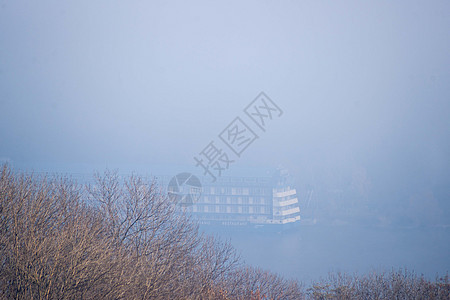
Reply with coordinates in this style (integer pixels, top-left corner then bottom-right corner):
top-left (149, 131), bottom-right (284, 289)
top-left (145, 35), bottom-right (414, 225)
top-left (0, 164), bottom-right (448, 299)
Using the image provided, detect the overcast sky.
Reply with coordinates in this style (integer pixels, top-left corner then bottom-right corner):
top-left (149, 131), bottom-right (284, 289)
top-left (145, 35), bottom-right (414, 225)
top-left (1, 1), bottom-right (449, 210)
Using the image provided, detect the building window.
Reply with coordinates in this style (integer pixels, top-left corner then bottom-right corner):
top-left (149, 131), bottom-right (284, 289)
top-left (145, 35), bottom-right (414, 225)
top-left (243, 188), bottom-right (249, 195)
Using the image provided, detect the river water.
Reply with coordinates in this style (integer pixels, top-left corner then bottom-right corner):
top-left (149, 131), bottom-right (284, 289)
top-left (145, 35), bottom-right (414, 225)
top-left (205, 225), bottom-right (450, 283)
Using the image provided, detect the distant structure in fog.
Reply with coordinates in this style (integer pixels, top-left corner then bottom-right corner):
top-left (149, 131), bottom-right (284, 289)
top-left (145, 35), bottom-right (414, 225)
top-left (186, 168), bottom-right (300, 228)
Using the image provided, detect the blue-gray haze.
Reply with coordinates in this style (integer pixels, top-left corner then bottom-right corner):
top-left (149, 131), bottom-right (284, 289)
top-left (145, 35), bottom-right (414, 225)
top-left (1, 0), bottom-right (449, 281)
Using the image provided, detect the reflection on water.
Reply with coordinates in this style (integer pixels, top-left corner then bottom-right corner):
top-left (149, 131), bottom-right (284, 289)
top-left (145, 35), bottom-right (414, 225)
top-left (202, 225), bottom-right (450, 283)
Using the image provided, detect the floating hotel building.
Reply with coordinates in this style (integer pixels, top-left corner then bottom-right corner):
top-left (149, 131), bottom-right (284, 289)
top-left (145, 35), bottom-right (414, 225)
top-left (168, 169), bottom-right (301, 228)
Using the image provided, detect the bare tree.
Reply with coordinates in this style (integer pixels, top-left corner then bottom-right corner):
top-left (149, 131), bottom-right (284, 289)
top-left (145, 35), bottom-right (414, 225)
top-left (0, 164), bottom-right (308, 299)
top-left (0, 165), bottom-right (125, 299)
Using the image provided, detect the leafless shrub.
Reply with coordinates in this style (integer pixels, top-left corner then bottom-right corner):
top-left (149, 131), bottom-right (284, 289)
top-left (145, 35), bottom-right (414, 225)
top-left (224, 266), bottom-right (304, 300)
top-left (307, 269), bottom-right (449, 299)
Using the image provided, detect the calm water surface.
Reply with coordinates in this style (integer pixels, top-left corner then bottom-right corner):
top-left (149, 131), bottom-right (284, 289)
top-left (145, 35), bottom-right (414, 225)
top-left (205, 225), bottom-right (450, 283)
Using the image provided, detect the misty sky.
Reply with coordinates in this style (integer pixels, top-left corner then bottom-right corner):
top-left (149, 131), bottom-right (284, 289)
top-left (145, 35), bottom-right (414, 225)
top-left (1, 1), bottom-right (449, 218)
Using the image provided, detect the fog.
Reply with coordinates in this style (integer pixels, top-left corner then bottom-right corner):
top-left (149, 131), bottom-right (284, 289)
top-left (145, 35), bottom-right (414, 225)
top-left (1, 0), bottom-right (449, 281)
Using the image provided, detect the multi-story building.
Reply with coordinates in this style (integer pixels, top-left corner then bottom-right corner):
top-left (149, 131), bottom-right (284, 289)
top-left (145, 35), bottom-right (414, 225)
top-left (181, 169), bottom-right (301, 228)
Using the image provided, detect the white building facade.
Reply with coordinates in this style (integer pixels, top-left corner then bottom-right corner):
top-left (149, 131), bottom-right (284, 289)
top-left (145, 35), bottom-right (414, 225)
top-left (188, 169), bottom-right (301, 228)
